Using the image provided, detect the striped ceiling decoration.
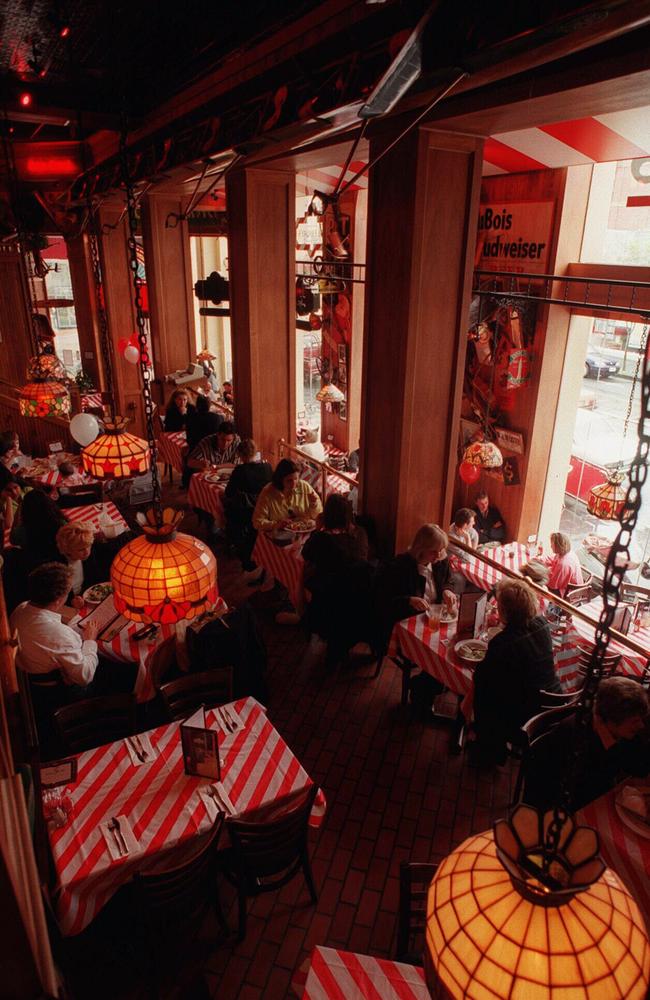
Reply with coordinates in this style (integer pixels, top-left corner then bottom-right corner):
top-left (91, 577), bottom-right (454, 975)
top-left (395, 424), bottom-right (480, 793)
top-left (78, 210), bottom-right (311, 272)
top-left (483, 107), bottom-right (650, 175)
top-left (196, 107), bottom-right (650, 208)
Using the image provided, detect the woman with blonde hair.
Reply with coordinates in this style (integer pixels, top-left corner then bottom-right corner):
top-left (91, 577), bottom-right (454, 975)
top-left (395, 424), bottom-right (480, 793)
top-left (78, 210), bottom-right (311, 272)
top-left (470, 577), bottom-right (559, 765)
top-left (375, 523), bottom-right (458, 650)
top-left (56, 522), bottom-right (100, 605)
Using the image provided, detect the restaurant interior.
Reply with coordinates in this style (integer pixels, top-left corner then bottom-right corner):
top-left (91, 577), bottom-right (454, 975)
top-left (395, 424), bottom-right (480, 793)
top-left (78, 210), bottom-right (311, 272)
top-left (3, 2), bottom-right (650, 998)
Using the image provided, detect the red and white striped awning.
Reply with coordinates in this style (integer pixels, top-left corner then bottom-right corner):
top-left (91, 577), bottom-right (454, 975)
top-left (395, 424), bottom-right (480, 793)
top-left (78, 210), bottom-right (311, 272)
top-left (483, 107), bottom-right (650, 174)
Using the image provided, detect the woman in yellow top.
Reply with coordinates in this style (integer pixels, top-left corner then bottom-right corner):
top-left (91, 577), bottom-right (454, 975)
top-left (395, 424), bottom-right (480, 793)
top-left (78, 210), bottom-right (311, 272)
top-left (252, 458), bottom-right (322, 532)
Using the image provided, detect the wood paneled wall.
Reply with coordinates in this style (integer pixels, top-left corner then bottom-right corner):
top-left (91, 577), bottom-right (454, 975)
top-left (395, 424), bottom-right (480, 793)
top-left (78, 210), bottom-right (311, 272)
top-left (0, 245), bottom-right (34, 391)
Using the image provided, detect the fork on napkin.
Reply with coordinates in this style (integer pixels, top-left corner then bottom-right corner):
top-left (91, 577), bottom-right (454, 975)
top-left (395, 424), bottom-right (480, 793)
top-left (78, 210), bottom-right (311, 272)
top-left (124, 733), bottom-right (156, 766)
top-left (214, 705), bottom-right (243, 736)
top-left (200, 783), bottom-right (236, 821)
top-left (102, 814), bottom-right (139, 860)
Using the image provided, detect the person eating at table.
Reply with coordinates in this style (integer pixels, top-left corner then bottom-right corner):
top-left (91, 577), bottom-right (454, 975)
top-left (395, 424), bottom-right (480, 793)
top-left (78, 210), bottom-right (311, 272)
top-left (0, 429), bottom-right (23, 471)
top-left (252, 458), bottom-right (322, 534)
top-left (469, 578), bottom-right (560, 767)
top-left (163, 388), bottom-right (196, 432)
top-left (473, 490), bottom-right (506, 545)
top-left (187, 420), bottom-right (241, 473)
top-left (183, 394), bottom-right (223, 487)
top-left (447, 508), bottom-right (479, 561)
top-left (523, 676), bottom-right (650, 811)
top-left (375, 523), bottom-right (458, 651)
top-left (10, 562), bottom-right (136, 698)
top-left (546, 531), bottom-right (585, 596)
top-left (303, 494), bottom-right (372, 665)
top-left (224, 438), bottom-right (272, 575)
top-left (55, 522), bottom-right (103, 606)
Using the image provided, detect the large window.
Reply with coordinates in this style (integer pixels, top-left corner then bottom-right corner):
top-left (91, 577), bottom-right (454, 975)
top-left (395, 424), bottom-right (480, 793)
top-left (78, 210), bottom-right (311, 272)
top-left (582, 159), bottom-right (650, 265)
top-left (41, 237), bottom-right (81, 372)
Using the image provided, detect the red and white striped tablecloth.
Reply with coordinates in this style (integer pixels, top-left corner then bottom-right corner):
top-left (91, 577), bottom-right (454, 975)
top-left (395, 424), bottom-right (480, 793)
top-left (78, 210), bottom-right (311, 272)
top-left (81, 393), bottom-right (103, 412)
top-left (388, 615), bottom-right (474, 716)
top-left (302, 947), bottom-right (429, 1000)
top-left (387, 611), bottom-right (609, 717)
top-left (301, 466), bottom-right (354, 498)
top-left (156, 431), bottom-right (187, 474)
top-left (48, 697), bottom-right (326, 936)
top-left (578, 789), bottom-right (650, 932)
top-left (63, 501), bottom-right (127, 534)
top-left (558, 597), bottom-right (650, 687)
top-left (92, 596), bottom-right (228, 703)
top-left (450, 543), bottom-right (529, 591)
top-left (252, 530), bottom-right (307, 612)
top-left (187, 472), bottom-right (226, 527)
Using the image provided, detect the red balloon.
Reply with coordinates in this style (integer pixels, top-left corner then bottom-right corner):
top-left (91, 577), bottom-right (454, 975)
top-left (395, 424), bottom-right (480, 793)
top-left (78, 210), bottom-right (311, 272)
top-left (117, 337), bottom-right (130, 355)
top-left (129, 333), bottom-right (140, 347)
top-left (459, 461), bottom-right (481, 484)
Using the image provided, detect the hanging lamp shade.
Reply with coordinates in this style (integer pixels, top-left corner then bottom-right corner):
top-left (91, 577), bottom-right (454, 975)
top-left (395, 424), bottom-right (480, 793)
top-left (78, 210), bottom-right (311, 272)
top-left (81, 417), bottom-right (150, 480)
top-left (27, 351), bottom-right (66, 381)
top-left (316, 382), bottom-right (344, 403)
top-left (19, 367), bottom-right (71, 419)
top-left (426, 813), bottom-right (650, 1000)
top-left (587, 471), bottom-right (626, 520)
top-left (463, 439), bottom-right (503, 469)
top-left (111, 508), bottom-right (218, 624)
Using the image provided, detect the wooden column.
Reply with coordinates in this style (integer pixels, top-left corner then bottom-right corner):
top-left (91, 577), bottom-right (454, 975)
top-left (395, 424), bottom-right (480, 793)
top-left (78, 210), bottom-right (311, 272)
top-left (140, 193), bottom-right (197, 389)
top-left (0, 245), bottom-right (33, 389)
top-left (360, 128), bottom-right (483, 553)
top-left (97, 206), bottom-right (145, 437)
top-left (226, 166), bottom-right (295, 461)
top-left (66, 233), bottom-right (105, 393)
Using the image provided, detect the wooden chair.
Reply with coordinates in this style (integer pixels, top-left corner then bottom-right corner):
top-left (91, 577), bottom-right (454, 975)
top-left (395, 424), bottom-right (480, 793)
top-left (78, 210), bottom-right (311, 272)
top-left (396, 862), bottom-right (438, 963)
top-left (511, 703), bottom-right (576, 805)
top-left (565, 584), bottom-right (593, 606)
top-left (575, 643), bottom-right (621, 680)
top-left (220, 784), bottom-right (318, 940)
top-left (134, 814), bottom-right (227, 994)
top-left (54, 694), bottom-right (136, 754)
top-left (539, 688), bottom-right (581, 710)
top-left (159, 667), bottom-right (234, 722)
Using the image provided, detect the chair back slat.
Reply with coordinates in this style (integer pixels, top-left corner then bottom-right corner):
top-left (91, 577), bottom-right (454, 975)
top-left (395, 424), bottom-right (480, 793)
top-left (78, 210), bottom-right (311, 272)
top-left (396, 862), bottom-right (438, 963)
top-left (54, 694), bottom-right (136, 754)
top-left (159, 668), bottom-right (234, 721)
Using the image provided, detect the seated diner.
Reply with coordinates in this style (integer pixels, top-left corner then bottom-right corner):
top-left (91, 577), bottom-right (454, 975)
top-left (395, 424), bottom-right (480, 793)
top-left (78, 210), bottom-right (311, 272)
top-left (252, 458), bottom-right (322, 533)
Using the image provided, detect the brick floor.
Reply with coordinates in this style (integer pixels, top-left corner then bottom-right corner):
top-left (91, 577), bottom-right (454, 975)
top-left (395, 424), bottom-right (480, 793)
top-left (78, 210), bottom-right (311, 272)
top-left (56, 489), bottom-right (518, 999)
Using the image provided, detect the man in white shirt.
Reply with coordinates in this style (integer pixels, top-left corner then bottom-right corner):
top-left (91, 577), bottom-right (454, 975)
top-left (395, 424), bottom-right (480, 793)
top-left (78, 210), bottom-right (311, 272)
top-left (11, 562), bottom-right (100, 688)
top-left (447, 508), bottom-right (479, 563)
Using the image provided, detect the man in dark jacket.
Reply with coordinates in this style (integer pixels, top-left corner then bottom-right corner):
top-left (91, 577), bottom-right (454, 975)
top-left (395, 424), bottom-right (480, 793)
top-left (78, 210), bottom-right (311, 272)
top-left (523, 676), bottom-right (649, 811)
top-left (473, 490), bottom-right (506, 545)
top-left (470, 578), bottom-right (560, 765)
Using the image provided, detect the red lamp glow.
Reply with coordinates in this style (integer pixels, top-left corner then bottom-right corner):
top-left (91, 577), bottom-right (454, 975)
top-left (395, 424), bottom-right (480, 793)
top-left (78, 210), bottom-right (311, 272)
top-left (19, 92), bottom-right (32, 108)
top-left (81, 417), bottom-right (150, 481)
top-left (59, 25), bottom-right (70, 38)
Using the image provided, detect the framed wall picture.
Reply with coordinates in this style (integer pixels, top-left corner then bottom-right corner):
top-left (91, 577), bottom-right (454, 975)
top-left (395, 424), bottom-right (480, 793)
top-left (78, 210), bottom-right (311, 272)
top-left (338, 401), bottom-right (347, 421)
top-left (337, 343), bottom-right (347, 365)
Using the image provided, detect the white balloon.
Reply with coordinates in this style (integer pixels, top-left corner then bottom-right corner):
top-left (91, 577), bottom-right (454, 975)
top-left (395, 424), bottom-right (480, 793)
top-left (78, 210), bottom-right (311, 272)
top-left (70, 412), bottom-right (100, 447)
top-left (124, 345), bottom-right (140, 365)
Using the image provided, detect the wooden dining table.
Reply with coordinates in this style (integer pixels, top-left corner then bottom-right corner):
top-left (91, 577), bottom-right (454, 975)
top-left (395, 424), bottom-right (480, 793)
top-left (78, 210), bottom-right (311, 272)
top-left (302, 946), bottom-right (429, 999)
top-left (62, 500), bottom-right (128, 534)
top-left (46, 696), bottom-right (325, 936)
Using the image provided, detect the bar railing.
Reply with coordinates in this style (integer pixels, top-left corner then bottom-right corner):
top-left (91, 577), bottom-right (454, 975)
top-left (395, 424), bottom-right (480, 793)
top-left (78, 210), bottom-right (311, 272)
top-left (450, 536), bottom-right (650, 667)
top-left (278, 438), bottom-right (357, 501)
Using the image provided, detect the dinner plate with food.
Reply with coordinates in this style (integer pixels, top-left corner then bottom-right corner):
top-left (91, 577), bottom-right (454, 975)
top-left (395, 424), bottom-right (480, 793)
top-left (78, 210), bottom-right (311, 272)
top-left (285, 517), bottom-right (316, 534)
top-left (83, 582), bottom-right (113, 605)
top-left (204, 470), bottom-right (232, 485)
top-left (615, 784), bottom-right (650, 839)
top-left (440, 606), bottom-right (458, 624)
top-left (454, 639), bottom-right (488, 664)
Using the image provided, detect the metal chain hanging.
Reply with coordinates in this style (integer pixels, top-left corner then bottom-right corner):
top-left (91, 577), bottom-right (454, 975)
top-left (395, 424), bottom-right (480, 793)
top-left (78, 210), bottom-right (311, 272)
top-left (619, 323), bottom-right (648, 459)
top-left (87, 214), bottom-right (116, 416)
top-left (542, 317), bottom-right (650, 872)
top-left (119, 119), bottom-right (162, 526)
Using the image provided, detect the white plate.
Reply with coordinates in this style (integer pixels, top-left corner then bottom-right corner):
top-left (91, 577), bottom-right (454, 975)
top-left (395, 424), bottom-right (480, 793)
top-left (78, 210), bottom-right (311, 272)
top-left (204, 471), bottom-right (230, 485)
top-left (285, 520), bottom-right (315, 534)
top-left (454, 639), bottom-right (488, 663)
top-left (440, 610), bottom-right (458, 624)
top-left (83, 582), bottom-right (113, 605)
